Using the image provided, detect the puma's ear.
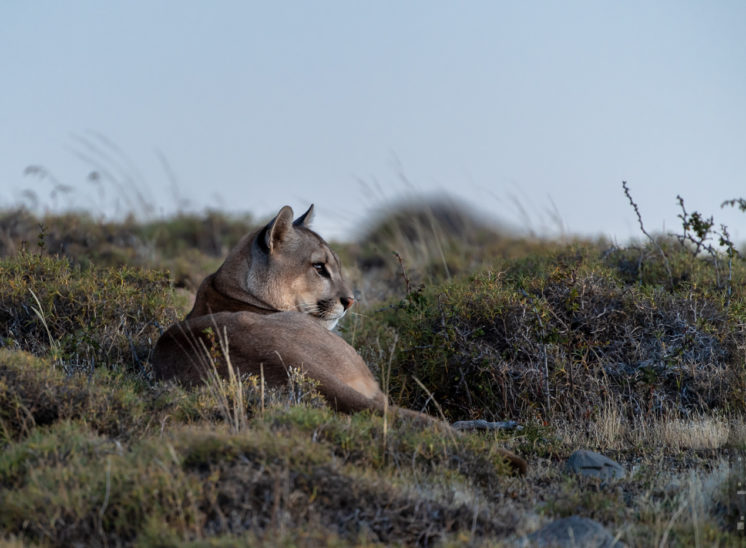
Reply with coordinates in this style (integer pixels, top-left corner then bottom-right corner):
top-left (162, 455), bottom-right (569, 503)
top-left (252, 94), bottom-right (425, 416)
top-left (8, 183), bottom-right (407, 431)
top-left (293, 204), bottom-right (314, 227)
top-left (264, 206), bottom-right (294, 253)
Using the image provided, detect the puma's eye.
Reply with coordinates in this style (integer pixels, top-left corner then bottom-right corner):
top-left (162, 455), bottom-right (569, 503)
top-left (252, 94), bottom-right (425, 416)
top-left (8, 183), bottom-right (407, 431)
top-left (313, 263), bottom-right (330, 278)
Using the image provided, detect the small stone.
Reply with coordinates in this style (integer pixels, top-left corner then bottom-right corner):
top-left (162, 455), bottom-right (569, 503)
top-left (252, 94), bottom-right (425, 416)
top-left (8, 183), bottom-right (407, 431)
top-left (527, 516), bottom-right (622, 547)
top-left (565, 449), bottom-right (626, 481)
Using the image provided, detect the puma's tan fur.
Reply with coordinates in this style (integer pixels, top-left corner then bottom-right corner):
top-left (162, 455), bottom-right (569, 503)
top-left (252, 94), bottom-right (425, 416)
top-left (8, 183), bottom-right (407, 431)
top-left (152, 205), bottom-right (527, 474)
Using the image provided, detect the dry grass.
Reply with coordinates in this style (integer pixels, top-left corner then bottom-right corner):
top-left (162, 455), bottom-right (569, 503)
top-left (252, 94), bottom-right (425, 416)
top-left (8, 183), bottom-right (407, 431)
top-left (657, 416), bottom-right (732, 451)
top-left (346, 196), bottom-right (557, 304)
top-left (556, 411), bottom-right (735, 452)
top-left (195, 324), bottom-right (249, 433)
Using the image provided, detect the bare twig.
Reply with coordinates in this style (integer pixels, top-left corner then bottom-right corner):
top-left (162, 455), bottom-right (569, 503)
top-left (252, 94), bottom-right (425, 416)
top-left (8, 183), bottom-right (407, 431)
top-left (393, 251), bottom-right (411, 295)
top-left (622, 181), bottom-right (673, 287)
top-left (520, 289), bottom-right (552, 419)
top-left (412, 376), bottom-right (457, 444)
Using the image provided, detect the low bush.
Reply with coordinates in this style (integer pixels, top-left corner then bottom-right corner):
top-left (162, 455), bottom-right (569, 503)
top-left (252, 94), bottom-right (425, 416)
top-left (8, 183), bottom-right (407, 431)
top-left (0, 251), bottom-right (178, 372)
top-left (353, 243), bottom-right (746, 423)
top-left (0, 208), bottom-right (256, 289)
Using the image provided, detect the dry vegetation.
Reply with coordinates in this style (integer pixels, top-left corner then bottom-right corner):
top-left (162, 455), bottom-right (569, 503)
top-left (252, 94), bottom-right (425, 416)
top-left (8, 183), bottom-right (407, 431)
top-left (1, 193), bottom-right (746, 546)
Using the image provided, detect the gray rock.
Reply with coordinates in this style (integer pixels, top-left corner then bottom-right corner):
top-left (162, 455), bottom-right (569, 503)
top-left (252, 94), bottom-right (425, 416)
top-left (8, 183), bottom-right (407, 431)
top-left (527, 516), bottom-right (622, 547)
top-left (451, 419), bottom-right (522, 431)
top-left (565, 450), bottom-right (626, 481)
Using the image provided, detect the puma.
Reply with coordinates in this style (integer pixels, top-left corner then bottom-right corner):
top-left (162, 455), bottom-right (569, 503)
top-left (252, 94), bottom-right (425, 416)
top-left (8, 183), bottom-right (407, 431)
top-left (152, 205), bottom-right (527, 475)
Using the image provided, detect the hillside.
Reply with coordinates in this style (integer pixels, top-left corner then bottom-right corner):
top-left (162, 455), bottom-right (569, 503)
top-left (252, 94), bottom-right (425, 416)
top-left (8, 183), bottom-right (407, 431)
top-left (1, 198), bottom-right (745, 546)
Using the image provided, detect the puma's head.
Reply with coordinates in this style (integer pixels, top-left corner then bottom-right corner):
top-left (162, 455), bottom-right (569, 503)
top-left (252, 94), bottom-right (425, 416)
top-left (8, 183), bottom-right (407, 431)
top-left (207, 204), bottom-right (354, 329)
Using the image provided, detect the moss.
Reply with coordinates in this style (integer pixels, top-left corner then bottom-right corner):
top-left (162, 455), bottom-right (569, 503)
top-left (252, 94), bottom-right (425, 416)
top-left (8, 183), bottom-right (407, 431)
top-left (539, 477), bottom-right (628, 522)
top-left (256, 404), bottom-right (519, 483)
top-left (0, 350), bottom-right (149, 441)
top-left (0, 422), bottom-right (204, 546)
top-left (0, 416), bottom-right (520, 547)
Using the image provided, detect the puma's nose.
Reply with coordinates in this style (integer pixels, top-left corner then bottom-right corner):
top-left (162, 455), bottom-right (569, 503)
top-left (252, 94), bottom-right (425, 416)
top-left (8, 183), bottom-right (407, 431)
top-left (340, 296), bottom-right (355, 310)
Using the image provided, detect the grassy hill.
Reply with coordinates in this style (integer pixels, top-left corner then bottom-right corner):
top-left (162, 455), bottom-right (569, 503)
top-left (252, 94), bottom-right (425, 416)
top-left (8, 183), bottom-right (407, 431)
top-left (1, 198), bottom-right (745, 546)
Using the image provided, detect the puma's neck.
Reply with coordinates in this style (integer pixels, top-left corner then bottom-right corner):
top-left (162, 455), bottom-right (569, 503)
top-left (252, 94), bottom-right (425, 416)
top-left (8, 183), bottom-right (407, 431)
top-left (186, 273), bottom-right (278, 319)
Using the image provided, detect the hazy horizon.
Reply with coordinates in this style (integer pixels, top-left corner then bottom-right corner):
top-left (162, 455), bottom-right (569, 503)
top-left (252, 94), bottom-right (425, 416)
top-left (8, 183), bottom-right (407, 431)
top-left (2, 1), bottom-right (745, 243)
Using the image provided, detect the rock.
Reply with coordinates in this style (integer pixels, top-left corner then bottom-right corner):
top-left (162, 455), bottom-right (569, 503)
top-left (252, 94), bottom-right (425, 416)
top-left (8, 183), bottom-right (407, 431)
top-left (565, 450), bottom-right (626, 481)
top-left (526, 516), bottom-right (622, 547)
top-left (451, 419), bottom-right (522, 431)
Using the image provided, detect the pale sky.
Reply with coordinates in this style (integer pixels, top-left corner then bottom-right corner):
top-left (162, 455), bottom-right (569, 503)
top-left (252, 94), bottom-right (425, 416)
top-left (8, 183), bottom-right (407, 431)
top-left (2, 1), bottom-right (745, 242)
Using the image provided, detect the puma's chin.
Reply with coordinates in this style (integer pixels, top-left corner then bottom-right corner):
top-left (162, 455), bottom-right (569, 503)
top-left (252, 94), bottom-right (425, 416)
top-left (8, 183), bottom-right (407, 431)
top-left (296, 299), bottom-right (346, 330)
top-left (322, 317), bottom-right (341, 330)
top-left (307, 309), bottom-right (345, 331)
top-left (321, 311), bottom-right (347, 330)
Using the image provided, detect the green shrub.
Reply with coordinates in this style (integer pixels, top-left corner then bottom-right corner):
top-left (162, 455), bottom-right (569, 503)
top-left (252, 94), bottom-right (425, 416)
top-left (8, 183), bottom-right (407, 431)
top-left (0, 208), bottom-right (255, 289)
top-left (0, 251), bottom-right (178, 371)
top-left (353, 244), bottom-right (746, 422)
